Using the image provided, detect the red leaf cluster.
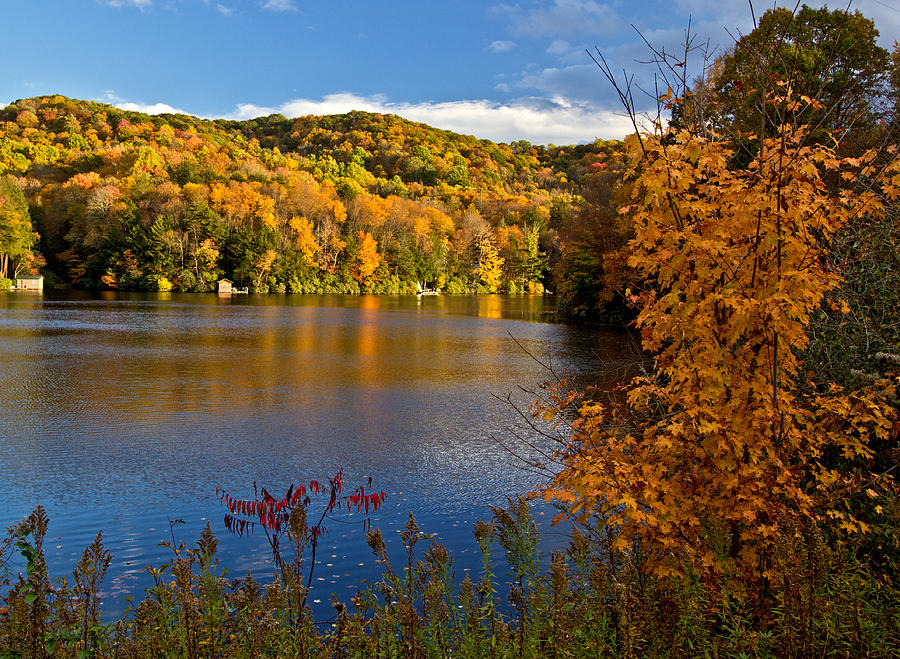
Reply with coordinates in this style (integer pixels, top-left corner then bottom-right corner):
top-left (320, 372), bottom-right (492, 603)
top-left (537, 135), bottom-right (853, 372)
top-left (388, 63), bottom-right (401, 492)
top-left (348, 488), bottom-right (387, 515)
top-left (217, 471), bottom-right (384, 540)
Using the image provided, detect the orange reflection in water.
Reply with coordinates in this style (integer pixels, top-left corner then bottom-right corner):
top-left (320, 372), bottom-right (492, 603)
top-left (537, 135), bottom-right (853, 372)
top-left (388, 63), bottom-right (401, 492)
top-left (477, 295), bottom-right (504, 320)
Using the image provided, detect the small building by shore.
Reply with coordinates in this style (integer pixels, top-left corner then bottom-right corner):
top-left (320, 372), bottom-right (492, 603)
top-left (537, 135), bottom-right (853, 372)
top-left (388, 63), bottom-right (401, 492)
top-left (15, 275), bottom-right (43, 291)
top-left (217, 278), bottom-right (233, 294)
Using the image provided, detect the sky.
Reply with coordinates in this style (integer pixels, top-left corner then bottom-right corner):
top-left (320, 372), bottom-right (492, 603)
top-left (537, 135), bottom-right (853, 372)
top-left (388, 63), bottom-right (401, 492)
top-left (4, 1), bottom-right (900, 145)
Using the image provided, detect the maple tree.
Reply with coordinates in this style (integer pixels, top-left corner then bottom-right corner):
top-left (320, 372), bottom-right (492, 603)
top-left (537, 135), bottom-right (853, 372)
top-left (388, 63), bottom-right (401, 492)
top-left (538, 62), bottom-right (900, 585)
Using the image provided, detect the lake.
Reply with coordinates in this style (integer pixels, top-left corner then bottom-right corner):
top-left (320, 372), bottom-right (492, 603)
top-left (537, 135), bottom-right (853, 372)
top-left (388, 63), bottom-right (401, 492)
top-left (0, 291), bottom-right (635, 619)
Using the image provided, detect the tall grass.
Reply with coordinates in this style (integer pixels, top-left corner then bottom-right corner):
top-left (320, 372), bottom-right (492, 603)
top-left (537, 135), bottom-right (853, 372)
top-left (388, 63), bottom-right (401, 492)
top-left (1, 498), bottom-right (898, 657)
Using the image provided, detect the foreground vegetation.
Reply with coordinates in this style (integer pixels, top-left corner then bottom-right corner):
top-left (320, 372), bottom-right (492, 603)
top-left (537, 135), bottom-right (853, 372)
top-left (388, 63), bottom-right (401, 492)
top-left (2, 499), bottom-right (898, 658)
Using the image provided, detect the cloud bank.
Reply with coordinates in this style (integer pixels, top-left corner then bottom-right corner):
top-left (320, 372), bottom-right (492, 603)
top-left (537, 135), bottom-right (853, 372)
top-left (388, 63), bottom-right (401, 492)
top-left (229, 93), bottom-right (635, 144)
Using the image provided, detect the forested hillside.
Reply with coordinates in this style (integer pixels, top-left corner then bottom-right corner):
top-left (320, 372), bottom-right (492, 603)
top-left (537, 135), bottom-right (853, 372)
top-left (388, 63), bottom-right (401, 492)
top-left (0, 95), bottom-right (621, 305)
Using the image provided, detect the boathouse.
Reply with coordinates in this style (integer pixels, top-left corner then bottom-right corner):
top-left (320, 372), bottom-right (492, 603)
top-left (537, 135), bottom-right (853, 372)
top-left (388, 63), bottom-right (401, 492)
top-left (15, 275), bottom-right (43, 291)
top-left (217, 278), bottom-right (233, 294)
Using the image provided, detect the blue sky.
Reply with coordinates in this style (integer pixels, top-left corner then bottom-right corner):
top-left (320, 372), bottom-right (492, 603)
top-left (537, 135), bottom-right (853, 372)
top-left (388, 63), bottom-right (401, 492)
top-left (4, 1), bottom-right (899, 144)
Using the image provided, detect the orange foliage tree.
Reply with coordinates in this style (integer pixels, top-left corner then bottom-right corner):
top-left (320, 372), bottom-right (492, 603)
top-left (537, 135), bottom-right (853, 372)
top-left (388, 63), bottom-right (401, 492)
top-left (539, 89), bottom-right (900, 582)
top-left (353, 230), bottom-right (381, 288)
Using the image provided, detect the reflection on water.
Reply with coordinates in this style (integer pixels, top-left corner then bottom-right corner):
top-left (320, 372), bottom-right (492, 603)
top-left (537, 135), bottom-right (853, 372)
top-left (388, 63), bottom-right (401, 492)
top-left (0, 291), bottom-right (637, 618)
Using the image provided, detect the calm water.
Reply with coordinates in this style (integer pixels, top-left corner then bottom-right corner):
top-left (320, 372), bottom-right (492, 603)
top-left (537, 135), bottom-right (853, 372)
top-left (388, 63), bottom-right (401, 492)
top-left (0, 291), bottom-right (635, 619)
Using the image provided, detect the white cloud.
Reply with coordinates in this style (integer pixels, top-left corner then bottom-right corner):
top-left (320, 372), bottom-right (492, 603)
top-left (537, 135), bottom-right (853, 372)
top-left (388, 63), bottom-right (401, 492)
top-left (489, 40), bottom-right (517, 53)
top-left (227, 92), bottom-right (635, 144)
top-left (546, 39), bottom-right (572, 56)
top-left (107, 0), bottom-right (152, 8)
top-left (263, 0), bottom-right (297, 11)
top-left (216, 4), bottom-right (233, 16)
top-left (116, 101), bottom-right (188, 114)
top-left (102, 92), bottom-right (188, 115)
top-left (492, 0), bottom-right (620, 38)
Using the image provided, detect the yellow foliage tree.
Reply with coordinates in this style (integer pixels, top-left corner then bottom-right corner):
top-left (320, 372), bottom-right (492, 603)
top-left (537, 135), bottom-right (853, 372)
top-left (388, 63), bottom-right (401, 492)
top-left (288, 216), bottom-right (320, 267)
top-left (208, 181), bottom-right (277, 230)
top-left (195, 238), bottom-right (219, 271)
top-left (540, 91), bottom-right (899, 582)
top-left (476, 233), bottom-right (504, 293)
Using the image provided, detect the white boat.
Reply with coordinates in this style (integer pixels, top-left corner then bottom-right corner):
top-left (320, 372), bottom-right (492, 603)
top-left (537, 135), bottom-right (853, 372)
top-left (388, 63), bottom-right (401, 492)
top-left (416, 283), bottom-right (440, 296)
